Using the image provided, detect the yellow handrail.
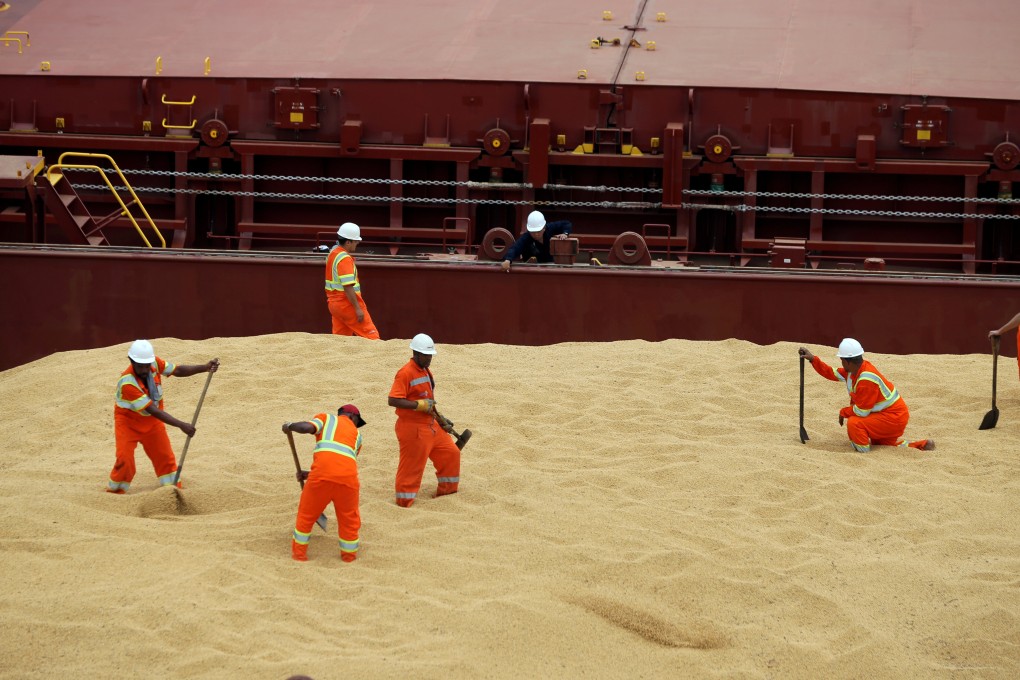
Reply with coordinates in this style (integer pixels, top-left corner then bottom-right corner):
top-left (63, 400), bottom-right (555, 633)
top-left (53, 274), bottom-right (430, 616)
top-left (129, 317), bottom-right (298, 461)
top-left (161, 117), bottom-right (197, 130)
top-left (1, 36), bottom-right (23, 54)
top-left (46, 152), bottom-right (166, 248)
top-left (161, 94), bottom-right (196, 106)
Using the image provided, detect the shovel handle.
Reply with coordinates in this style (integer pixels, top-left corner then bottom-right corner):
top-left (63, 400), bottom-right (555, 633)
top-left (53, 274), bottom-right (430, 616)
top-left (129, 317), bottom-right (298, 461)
top-left (286, 430), bottom-right (304, 489)
top-left (173, 366), bottom-right (216, 486)
top-left (991, 335), bottom-right (1000, 407)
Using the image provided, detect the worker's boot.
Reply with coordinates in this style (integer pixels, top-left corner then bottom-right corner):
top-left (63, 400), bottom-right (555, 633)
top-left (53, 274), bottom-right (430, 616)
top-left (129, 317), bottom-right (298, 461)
top-left (291, 541), bottom-right (308, 562)
top-left (340, 550), bottom-right (357, 563)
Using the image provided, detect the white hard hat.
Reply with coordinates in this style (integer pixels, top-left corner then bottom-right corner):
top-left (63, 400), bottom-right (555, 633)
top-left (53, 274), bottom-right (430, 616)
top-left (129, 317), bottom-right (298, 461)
top-left (526, 210), bottom-right (546, 233)
top-left (128, 339), bottom-right (156, 363)
top-left (836, 338), bottom-right (864, 359)
top-left (337, 222), bottom-right (362, 241)
top-left (409, 333), bottom-right (437, 355)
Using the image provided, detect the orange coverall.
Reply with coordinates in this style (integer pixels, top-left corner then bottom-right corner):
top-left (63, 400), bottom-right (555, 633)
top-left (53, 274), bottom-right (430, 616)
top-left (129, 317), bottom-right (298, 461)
top-left (324, 245), bottom-right (380, 339)
top-left (292, 413), bottom-right (362, 562)
top-left (108, 357), bottom-right (179, 493)
top-left (389, 360), bottom-right (460, 507)
top-left (810, 356), bottom-right (930, 452)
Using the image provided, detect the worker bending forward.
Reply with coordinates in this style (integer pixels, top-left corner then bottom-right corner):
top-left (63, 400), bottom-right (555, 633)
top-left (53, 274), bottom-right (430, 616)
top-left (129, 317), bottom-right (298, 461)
top-left (283, 404), bottom-right (366, 562)
top-left (988, 311), bottom-right (1020, 381)
top-left (799, 339), bottom-right (935, 453)
top-left (325, 222), bottom-right (380, 339)
top-left (388, 333), bottom-right (461, 507)
top-left (108, 339), bottom-right (219, 493)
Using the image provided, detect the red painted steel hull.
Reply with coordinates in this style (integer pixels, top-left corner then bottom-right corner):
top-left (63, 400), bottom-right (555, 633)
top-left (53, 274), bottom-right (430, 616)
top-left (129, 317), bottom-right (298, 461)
top-left (1, 246), bottom-right (1016, 371)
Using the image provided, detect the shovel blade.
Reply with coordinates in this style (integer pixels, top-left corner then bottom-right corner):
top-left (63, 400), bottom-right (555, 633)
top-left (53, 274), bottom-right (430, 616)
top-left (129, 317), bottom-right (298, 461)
top-left (799, 426), bottom-right (809, 444)
top-left (315, 513), bottom-right (328, 532)
top-left (978, 408), bottom-right (999, 431)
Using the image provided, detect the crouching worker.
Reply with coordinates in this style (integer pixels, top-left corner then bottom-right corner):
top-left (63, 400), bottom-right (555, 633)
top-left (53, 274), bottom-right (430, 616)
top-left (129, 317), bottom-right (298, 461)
top-left (283, 404), bottom-right (366, 563)
top-left (108, 339), bottom-right (219, 494)
top-left (799, 339), bottom-right (935, 453)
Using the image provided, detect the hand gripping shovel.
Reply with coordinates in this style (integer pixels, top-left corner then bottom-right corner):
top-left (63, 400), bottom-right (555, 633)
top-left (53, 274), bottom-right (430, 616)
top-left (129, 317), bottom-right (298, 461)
top-left (799, 355), bottom-right (810, 443)
top-left (286, 431), bottom-right (328, 532)
top-left (173, 366), bottom-right (216, 486)
top-left (979, 335), bottom-right (1000, 430)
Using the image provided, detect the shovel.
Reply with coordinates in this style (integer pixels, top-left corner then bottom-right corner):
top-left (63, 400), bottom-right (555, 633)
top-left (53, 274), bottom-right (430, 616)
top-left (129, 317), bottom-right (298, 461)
top-left (799, 355), bottom-right (810, 443)
top-left (173, 365), bottom-right (216, 486)
top-left (286, 431), bottom-right (328, 532)
top-left (979, 336), bottom-right (1000, 431)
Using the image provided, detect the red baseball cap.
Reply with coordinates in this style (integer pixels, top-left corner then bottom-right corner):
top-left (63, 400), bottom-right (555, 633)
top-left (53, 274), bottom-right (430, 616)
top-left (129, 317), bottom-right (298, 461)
top-left (338, 404), bottom-right (366, 427)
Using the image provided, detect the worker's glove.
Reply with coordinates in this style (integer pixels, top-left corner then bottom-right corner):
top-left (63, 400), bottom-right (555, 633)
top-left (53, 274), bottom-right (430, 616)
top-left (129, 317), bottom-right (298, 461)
top-left (296, 470), bottom-right (309, 483)
top-left (415, 399), bottom-right (436, 412)
top-left (436, 413), bottom-right (454, 432)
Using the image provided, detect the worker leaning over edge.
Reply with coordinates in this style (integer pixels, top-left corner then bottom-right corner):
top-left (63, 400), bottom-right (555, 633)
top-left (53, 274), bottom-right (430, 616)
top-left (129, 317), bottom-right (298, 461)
top-left (988, 311), bottom-right (1020, 381)
top-left (798, 339), bottom-right (935, 453)
top-left (387, 333), bottom-right (461, 507)
top-left (284, 404), bottom-right (366, 563)
top-left (500, 209), bottom-right (572, 273)
top-left (325, 222), bottom-right (380, 339)
top-left (108, 340), bottom-right (219, 494)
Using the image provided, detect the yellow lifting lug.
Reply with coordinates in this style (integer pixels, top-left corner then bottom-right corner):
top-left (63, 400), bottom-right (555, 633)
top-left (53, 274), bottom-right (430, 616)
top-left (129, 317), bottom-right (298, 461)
top-left (635, 71), bottom-right (646, 81)
top-left (204, 57), bottom-right (211, 76)
top-left (155, 56), bottom-right (162, 75)
top-left (602, 10), bottom-right (613, 21)
top-left (142, 120), bottom-right (152, 132)
top-left (629, 38), bottom-right (641, 48)
top-left (656, 12), bottom-right (667, 22)
top-left (40, 61), bottom-right (51, 71)
top-left (55, 117), bottom-right (65, 130)
top-left (646, 40), bottom-right (656, 51)
top-left (577, 69), bottom-right (588, 80)
top-left (590, 38), bottom-right (601, 49)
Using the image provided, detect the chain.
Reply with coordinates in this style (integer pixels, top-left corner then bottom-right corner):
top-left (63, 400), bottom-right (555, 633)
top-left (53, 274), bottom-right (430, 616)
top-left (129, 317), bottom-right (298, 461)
top-left (70, 184), bottom-right (661, 209)
top-left (683, 188), bottom-right (1020, 205)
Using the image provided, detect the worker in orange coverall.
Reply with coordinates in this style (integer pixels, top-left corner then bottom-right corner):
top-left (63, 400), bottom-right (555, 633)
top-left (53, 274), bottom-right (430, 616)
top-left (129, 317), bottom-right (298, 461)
top-left (325, 222), bottom-right (380, 339)
top-left (283, 404), bottom-right (366, 562)
top-left (388, 333), bottom-right (461, 507)
top-left (107, 339), bottom-right (219, 493)
top-left (988, 311), bottom-right (1020, 381)
top-left (799, 338), bottom-right (935, 453)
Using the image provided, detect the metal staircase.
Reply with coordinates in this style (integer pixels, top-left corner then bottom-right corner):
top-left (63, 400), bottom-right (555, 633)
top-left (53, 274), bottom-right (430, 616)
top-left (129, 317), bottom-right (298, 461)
top-left (39, 153), bottom-right (165, 247)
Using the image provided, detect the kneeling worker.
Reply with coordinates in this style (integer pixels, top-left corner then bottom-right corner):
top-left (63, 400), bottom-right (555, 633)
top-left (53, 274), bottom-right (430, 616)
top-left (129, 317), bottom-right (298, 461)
top-left (388, 333), bottom-right (461, 507)
top-left (799, 339), bottom-right (934, 453)
top-left (283, 404), bottom-right (366, 562)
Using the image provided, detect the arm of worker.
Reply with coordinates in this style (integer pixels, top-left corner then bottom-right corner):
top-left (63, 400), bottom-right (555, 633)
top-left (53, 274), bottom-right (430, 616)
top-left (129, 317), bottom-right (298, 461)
top-left (547, 220), bottom-right (573, 239)
top-left (343, 284), bottom-right (364, 323)
top-left (387, 397), bottom-right (436, 412)
top-left (500, 232), bottom-right (532, 272)
top-left (282, 421), bottom-right (317, 435)
top-left (798, 347), bottom-right (841, 381)
top-left (989, 312), bottom-right (1020, 340)
top-left (145, 403), bottom-right (196, 437)
top-left (172, 358), bottom-right (220, 378)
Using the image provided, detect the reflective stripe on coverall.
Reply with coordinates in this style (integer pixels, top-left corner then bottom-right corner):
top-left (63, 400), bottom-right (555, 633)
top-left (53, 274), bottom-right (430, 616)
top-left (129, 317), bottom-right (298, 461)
top-left (324, 246), bottom-right (380, 339)
top-left (108, 358), bottom-right (178, 492)
top-left (292, 413), bottom-right (362, 562)
top-left (389, 360), bottom-right (460, 507)
top-left (810, 356), bottom-right (930, 453)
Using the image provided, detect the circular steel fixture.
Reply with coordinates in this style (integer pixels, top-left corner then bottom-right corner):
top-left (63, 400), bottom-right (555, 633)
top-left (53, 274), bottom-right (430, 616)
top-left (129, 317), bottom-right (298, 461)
top-left (482, 127), bottom-right (511, 156)
top-left (200, 119), bottom-right (229, 147)
top-left (703, 133), bottom-right (733, 163)
top-left (480, 228), bottom-right (515, 261)
top-left (992, 141), bottom-right (1020, 171)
